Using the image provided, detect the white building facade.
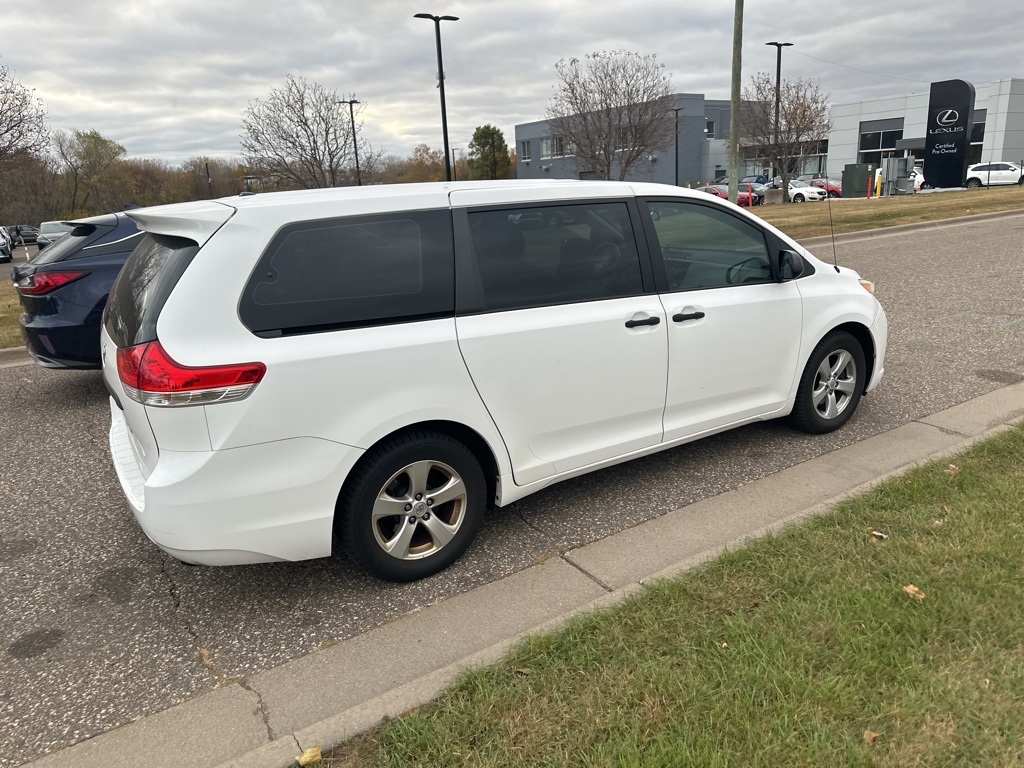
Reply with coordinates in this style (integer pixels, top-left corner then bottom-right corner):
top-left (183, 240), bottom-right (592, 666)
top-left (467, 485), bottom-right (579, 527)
top-left (827, 78), bottom-right (1024, 175)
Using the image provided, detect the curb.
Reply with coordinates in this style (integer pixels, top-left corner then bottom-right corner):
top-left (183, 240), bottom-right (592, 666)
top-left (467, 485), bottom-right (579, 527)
top-left (0, 345), bottom-right (30, 368)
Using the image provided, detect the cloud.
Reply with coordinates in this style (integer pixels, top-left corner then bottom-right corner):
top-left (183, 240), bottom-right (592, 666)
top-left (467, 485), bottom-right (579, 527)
top-left (2, 0), bottom-right (1020, 165)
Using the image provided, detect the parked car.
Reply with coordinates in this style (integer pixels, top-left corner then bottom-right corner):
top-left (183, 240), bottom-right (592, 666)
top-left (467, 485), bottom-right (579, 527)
top-left (789, 181), bottom-right (827, 202)
top-left (13, 212), bottom-right (143, 368)
top-left (964, 162), bottom-right (1023, 187)
top-left (7, 224), bottom-right (39, 244)
top-left (695, 184), bottom-right (756, 206)
top-left (101, 181), bottom-right (886, 582)
top-left (36, 220), bottom-right (75, 251)
top-left (740, 174), bottom-right (770, 184)
top-left (0, 227), bottom-right (13, 263)
top-left (909, 166), bottom-right (926, 191)
top-left (810, 178), bottom-right (843, 198)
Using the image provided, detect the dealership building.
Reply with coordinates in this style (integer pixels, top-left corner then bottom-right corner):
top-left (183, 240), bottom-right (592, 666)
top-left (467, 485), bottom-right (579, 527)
top-left (514, 77), bottom-right (1024, 188)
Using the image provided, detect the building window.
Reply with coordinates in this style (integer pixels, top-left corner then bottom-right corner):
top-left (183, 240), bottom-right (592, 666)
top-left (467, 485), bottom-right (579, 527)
top-left (705, 120), bottom-right (715, 139)
top-left (540, 136), bottom-right (569, 159)
top-left (859, 129), bottom-right (903, 166)
top-left (520, 140), bottom-right (531, 161)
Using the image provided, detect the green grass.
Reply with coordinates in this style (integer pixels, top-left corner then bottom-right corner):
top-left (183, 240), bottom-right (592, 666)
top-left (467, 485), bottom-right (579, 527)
top-left (0, 277), bottom-right (23, 349)
top-left (326, 424), bottom-right (1024, 767)
top-left (751, 185), bottom-right (1024, 240)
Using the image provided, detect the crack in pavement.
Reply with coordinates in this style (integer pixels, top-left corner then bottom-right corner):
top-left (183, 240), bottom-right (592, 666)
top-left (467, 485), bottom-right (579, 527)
top-left (238, 678), bottom-right (276, 742)
top-left (157, 554), bottom-right (280, 742)
top-left (158, 553), bottom-right (230, 689)
top-left (515, 506), bottom-right (614, 593)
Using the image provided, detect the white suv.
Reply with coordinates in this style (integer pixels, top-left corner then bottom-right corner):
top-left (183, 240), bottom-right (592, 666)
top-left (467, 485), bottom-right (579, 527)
top-left (965, 162), bottom-right (1023, 187)
top-left (102, 181), bottom-right (887, 581)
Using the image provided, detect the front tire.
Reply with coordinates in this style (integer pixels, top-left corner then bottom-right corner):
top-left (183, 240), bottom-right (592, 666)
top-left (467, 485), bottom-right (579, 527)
top-left (789, 331), bottom-right (866, 434)
top-left (338, 431), bottom-right (486, 581)
top-left (793, 194), bottom-right (805, 202)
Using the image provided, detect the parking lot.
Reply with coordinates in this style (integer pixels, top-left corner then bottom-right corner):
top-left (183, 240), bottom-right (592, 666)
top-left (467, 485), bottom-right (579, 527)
top-left (3, 213), bottom-right (1024, 766)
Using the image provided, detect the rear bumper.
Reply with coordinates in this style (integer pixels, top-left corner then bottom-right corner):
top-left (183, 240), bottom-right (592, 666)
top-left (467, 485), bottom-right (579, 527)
top-left (108, 399), bottom-right (364, 565)
top-left (20, 315), bottom-right (102, 369)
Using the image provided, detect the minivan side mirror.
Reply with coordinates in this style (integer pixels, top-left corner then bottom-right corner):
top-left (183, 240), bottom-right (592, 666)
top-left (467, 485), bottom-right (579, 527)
top-left (774, 249), bottom-right (805, 281)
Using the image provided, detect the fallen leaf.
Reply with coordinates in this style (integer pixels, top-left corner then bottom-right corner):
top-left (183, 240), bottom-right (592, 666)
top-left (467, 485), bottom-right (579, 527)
top-left (902, 585), bottom-right (926, 600)
top-left (721, 642), bottom-right (729, 649)
top-left (295, 746), bottom-right (322, 766)
top-left (944, 465), bottom-right (959, 475)
top-left (867, 528), bottom-right (888, 542)
top-left (514, 668), bottom-right (532, 677)
top-left (864, 730), bottom-right (880, 745)
top-left (932, 519), bottom-right (944, 527)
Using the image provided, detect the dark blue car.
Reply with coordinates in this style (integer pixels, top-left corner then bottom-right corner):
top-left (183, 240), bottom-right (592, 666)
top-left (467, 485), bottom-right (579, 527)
top-left (13, 213), bottom-right (143, 368)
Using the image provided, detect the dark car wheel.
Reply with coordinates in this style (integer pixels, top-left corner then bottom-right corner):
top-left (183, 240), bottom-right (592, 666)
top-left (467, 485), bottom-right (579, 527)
top-left (828, 190), bottom-right (839, 198)
top-left (966, 178), bottom-right (982, 188)
top-left (793, 194), bottom-right (805, 203)
top-left (789, 331), bottom-right (866, 434)
top-left (338, 431), bottom-right (486, 581)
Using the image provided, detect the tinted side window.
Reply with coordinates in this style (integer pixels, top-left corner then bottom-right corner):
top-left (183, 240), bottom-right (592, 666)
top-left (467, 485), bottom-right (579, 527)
top-left (645, 201), bottom-right (771, 291)
top-left (467, 202), bottom-right (644, 311)
top-left (240, 209), bottom-right (454, 336)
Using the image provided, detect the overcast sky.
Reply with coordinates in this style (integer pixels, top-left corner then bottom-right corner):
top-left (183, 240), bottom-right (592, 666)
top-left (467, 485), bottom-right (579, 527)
top-left (3, 0), bottom-right (1021, 166)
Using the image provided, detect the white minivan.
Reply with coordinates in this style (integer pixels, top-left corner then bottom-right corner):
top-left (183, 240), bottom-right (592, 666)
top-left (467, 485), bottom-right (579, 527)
top-left (102, 180), bottom-right (887, 581)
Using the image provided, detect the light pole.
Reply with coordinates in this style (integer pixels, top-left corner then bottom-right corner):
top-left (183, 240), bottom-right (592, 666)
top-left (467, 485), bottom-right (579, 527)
top-left (765, 41), bottom-right (792, 183)
top-left (414, 13), bottom-right (459, 182)
top-left (669, 107), bottom-right (683, 186)
top-left (337, 98), bottom-right (361, 186)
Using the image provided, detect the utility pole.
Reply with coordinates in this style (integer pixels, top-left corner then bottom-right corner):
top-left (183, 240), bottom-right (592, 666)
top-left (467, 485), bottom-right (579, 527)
top-left (728, 0), bottom-right (743, 203)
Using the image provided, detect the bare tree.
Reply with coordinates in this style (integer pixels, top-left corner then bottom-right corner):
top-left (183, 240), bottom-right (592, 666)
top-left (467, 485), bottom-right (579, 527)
top-left (547, 51), bottom-right (673, 181)
top-left (741, 73), bottom-right (831, 201)
top-left (241, 75), bottom-right (381, 190)
top-left (0, 60), bottom-right (48, 167)
top-left (51, 129), bottom-right (128, 216)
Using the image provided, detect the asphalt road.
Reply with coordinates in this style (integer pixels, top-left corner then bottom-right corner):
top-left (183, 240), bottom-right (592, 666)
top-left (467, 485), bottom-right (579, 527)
top-left (2, 213), bottom-right (1024, 766)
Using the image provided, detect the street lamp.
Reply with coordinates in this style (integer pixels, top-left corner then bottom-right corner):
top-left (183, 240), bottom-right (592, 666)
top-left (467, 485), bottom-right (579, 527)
top-left (336, 98), bottom-right (362, 186)
top-left (669, 107), bottom-right (683, 186)
top-left (765, 41), bottom-right (793, 183)
top-left (414, 12), bottom-right (459, 182)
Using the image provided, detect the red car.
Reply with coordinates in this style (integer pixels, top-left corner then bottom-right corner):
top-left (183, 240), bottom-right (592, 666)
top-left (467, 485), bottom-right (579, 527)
top-left (695, 184), bottom-right (755, 207)
top-left (810, 178), bottom-right (842, 198)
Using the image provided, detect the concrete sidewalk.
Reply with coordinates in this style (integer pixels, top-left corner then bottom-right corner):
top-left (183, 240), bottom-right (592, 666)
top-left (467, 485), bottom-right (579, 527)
top-left (27, 379), bottom-right (1024, 768)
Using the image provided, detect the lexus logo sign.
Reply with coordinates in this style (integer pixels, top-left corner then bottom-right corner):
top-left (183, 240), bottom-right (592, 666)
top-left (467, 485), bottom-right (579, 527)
top-left (936, 109), bottom-right (959, 127)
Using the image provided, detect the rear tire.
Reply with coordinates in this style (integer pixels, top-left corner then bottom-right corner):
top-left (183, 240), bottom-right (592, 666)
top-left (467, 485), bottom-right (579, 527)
top-left (966, 178), bottom-right (982, 188)
top-left (789, 331), bottom-right (866, 434)
top-left (338, 431), bottom-right (486, 582)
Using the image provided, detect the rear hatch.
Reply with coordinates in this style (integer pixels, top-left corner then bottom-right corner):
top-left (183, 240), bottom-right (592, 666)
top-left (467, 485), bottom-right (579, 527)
top-left (102, 200), bottom-right (235, 481)
top-left (102, 234), bottom-right (203, 479)
top-left (12, 218), bottom-right (117, 314)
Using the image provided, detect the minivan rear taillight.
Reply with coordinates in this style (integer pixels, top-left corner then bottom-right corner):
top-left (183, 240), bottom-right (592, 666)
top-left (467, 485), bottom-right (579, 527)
top-left (16, 271), bottom-right (89, 296)
top-left (117, 341), bottom-right (266, 407)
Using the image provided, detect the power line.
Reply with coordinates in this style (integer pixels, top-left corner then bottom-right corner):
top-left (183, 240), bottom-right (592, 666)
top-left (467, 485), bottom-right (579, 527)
top-left (789, 50), bottom-right (927, 83)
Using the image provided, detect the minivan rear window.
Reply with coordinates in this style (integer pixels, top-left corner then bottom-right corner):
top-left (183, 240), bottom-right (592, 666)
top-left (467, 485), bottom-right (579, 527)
top-left (104, 233), bottom-right (199, 347)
